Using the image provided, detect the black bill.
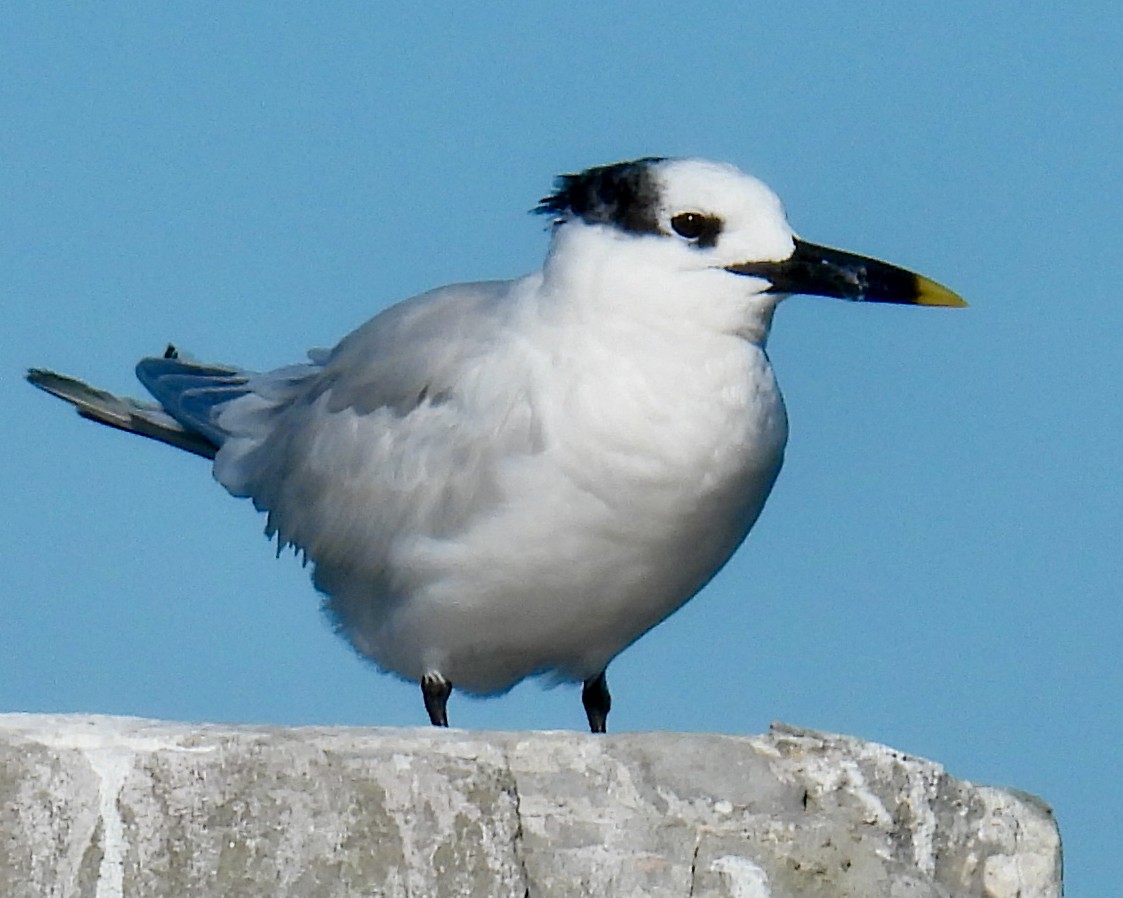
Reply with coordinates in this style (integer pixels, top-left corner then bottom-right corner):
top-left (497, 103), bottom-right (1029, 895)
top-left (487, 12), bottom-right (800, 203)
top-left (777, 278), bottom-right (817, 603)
top-left (726, 239), bottom-right (966, 307)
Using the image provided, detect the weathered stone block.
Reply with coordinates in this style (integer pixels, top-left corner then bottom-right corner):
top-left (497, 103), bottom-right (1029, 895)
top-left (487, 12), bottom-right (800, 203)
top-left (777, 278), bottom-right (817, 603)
top-left (0, 715), bottom-right (1061, 897)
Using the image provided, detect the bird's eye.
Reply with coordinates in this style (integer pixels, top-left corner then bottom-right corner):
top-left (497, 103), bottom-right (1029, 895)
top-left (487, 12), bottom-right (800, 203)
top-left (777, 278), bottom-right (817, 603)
top-left (671, 212), bottom-right (707, 239)
top-left (670, 212), bottom-right (720, 245)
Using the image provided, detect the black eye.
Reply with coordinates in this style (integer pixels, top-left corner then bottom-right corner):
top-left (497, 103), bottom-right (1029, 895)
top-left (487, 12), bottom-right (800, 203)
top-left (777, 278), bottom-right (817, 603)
top-left (670, 212), bottom-right (721, 245)
top-left (671, 212), bottom-right (706, 238)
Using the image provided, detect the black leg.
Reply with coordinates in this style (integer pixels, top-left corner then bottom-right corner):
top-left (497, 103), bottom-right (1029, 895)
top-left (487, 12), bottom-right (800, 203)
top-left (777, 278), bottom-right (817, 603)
top-left (421, 673), bottom-right (452, 727)
top-left (582, 670), bottom-right (611, 734)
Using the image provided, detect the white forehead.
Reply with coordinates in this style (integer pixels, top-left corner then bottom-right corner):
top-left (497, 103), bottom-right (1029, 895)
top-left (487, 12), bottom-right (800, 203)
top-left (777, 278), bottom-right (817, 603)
top-left (651, 158), bottom-right (795, 261)
top-left (653, 158), bottom-right (785, 221)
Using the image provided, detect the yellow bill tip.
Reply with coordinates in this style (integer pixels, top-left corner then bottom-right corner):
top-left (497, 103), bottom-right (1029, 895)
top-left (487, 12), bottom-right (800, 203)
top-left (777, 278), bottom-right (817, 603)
top-left (914, 274), bottom-right (968, 308)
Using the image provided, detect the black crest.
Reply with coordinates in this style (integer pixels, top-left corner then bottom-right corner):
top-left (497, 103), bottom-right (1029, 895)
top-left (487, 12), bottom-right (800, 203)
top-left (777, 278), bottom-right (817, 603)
top-left (535, 157), bottom-right (666, 235)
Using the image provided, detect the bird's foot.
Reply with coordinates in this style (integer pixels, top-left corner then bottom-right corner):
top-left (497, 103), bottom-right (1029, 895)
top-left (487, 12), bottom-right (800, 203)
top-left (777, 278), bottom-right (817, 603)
top-left (421, 672), bottom-right (452, 727)
top-left (582, 670), bottom-right (611, 734)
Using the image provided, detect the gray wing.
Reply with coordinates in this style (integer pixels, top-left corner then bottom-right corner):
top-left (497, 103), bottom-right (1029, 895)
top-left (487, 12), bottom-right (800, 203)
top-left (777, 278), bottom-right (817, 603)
top-left (31, 278), bottom-right (539, 592)
top-left (311, 279), bottom-right (523, 414)
top-left (210, 279), bottom-right (542, 576)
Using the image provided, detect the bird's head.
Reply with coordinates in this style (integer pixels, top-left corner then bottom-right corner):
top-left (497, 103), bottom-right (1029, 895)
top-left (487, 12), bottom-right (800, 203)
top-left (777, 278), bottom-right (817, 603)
top-left (536, 157), bottom-right (964, 342)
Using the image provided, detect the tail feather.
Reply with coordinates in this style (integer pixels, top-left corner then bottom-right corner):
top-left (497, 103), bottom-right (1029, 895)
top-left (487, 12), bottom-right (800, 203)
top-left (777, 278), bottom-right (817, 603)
top-left (135, 356), bottom-right (251, 446)
top-left (26, 368), bottom-right (219, 460)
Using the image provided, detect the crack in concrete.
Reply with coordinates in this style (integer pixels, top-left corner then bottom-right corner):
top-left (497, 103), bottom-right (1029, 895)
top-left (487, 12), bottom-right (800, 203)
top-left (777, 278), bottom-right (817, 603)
top-left (687, 836), bottom-right (701, 898)
top-left (503, 748), bottom-right (532, 897)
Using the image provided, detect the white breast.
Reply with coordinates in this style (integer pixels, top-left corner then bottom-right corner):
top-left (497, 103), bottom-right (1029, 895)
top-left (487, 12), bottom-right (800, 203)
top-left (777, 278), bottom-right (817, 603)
top-left (333, 316), bottom-right (788, 693)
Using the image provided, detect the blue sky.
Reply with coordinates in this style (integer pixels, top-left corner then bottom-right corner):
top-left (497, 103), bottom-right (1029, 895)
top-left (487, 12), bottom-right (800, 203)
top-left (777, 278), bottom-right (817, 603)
top-left (2, 3), bottom-right (1119, 893)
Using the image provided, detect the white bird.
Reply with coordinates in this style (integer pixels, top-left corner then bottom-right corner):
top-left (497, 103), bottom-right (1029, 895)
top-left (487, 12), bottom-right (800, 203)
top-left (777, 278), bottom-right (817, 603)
top-left (28, 157), bottom-right (965, 731)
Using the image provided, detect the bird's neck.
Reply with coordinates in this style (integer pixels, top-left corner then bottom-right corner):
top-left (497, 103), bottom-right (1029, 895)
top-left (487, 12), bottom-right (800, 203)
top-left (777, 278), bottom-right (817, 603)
top-left (539, 224), bottom-right (780, 349)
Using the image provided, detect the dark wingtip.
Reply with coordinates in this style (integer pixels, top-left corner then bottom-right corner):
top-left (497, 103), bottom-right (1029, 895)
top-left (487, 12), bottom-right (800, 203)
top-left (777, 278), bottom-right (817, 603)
top-left (26, 367), bottom-right (77, 396)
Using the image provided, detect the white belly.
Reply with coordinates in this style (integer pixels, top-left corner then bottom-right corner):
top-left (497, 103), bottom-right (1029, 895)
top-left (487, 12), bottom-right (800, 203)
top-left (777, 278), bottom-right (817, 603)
top-left (322, 334), bottom-right (788, 693)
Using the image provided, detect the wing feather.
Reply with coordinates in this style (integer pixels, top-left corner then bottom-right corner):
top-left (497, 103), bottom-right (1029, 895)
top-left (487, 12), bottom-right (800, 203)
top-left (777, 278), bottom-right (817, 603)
top-left (211, 279), bottom-right (543, 581)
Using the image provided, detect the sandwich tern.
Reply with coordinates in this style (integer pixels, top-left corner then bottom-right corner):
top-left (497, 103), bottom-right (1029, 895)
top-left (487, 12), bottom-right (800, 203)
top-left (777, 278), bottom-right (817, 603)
top-left (28, 157), bottom-right (965, 731)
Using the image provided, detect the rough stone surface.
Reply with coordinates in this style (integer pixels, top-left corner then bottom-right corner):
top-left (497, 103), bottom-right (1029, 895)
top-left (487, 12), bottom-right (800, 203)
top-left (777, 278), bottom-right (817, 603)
top-left (0, 714), bottom-right (1061, 898)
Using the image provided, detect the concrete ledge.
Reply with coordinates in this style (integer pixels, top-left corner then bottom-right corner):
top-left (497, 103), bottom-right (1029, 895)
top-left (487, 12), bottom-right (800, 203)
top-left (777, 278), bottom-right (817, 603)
top-left (0, 714), bottom-right (1061, 897)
